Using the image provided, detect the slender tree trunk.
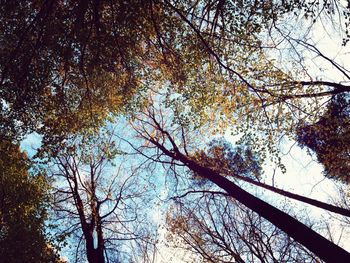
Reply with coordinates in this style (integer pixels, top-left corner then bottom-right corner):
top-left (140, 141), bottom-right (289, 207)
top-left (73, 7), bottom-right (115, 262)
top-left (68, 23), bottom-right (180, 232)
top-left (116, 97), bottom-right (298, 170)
top-left (151, 141), bottom-right (350, 262)
top-left (185, 158), bottom-right (350, 262)
top-left (143, 114), bottom-right (350, 261)
top-left (83, 170), bottom-right (106, 263)
top-left (96, 216), bottom-right (106, 263)
top-left (227, 171), bottom-right (350, 218)
top-left (70, 175), bottom-right (105, 263)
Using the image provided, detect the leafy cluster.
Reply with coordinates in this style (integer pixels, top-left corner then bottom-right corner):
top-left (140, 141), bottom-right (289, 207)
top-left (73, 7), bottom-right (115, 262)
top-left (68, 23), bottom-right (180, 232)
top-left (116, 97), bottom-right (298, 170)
top-left (297, 95), bottom-right (350, 183)
top-left (191, 138), bottom-right (262, 185)
top-left (0, 140), bottom-right (61, 263)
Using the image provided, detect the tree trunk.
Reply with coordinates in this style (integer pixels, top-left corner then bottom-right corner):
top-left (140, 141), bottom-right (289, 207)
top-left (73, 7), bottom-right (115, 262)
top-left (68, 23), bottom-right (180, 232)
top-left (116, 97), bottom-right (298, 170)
top-left (146, 127), bottom-right (350, 262)
top-left (227, 170), bottom-right (350, 218)
top-left (185, 158), bottom-right (350, 262)
top-left (85, 232), bottom-right (105, 263)
top-left (70, 176), bottom-right (105, 263)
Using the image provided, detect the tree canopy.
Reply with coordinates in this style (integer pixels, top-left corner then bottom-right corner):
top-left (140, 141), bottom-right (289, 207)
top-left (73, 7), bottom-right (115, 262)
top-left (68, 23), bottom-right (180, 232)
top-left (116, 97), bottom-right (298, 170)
top-left (0, 140), bottom-right (61, 263)
top-left (1, 0), bottom-right (350, 262)
top-left (297, 94), bottom-right (350, 183)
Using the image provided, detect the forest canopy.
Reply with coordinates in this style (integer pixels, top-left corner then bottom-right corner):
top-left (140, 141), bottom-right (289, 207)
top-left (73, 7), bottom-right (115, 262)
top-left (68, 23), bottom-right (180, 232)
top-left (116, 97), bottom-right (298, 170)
top-left (1, 0), bottom-right (350, 262)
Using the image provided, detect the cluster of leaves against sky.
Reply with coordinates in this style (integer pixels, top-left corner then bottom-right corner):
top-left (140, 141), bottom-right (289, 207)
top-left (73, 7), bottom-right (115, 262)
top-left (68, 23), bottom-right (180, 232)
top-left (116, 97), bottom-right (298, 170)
top-left (1, 0), bottom-right (350, 262)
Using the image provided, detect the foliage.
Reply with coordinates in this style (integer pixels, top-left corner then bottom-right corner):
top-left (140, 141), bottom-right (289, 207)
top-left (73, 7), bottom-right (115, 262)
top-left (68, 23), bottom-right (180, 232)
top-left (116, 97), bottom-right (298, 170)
top-left (0, 0), bottom-right (170, 141)
top-left (297, 95), bottom-right (350, 183)
top-left (2, 0), bottom-right (348, 166)
top-left (0, 140), bottom-right (61, 263)
top-left (1, 0), bottom-right (350, 261)
top-left (160, 0), bottom-right (350, 172)
top-left (191, 138), bottom-right (262, 186)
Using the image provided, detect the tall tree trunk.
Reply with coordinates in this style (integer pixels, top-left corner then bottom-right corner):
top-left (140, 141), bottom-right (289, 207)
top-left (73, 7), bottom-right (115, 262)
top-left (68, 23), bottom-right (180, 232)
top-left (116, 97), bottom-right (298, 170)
top-left (227, 170), bottom-right (350, 217)
top-left (152, 141), bottom-right (350, 262)
top-left (70, 173), bottom-right (105, 263)
top-left (186, 158), bottom-right (350, 262)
